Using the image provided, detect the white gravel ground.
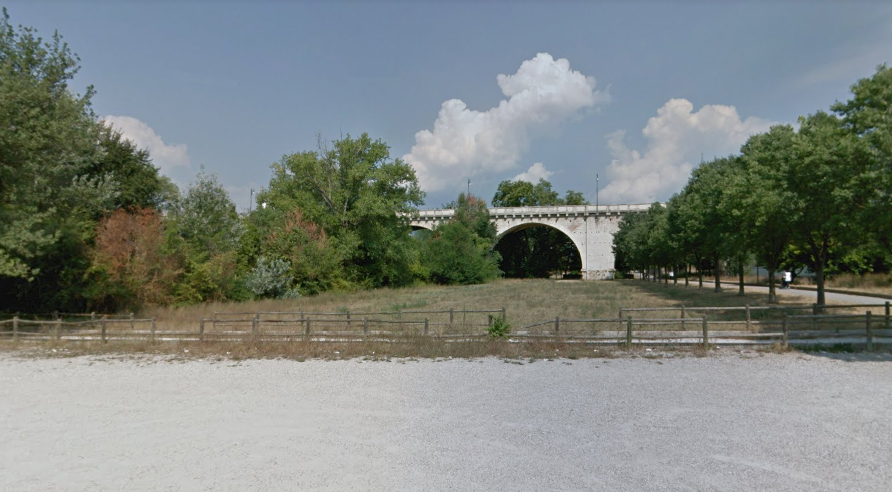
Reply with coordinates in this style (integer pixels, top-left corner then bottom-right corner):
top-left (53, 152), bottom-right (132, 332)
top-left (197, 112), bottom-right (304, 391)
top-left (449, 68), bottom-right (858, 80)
top-left (2, 351), bottom-right (891, 492)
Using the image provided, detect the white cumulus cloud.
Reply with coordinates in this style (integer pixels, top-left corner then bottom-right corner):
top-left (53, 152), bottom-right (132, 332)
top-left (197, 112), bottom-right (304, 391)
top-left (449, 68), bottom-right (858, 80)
top-left (404, 52), bottom-right (608, 193)
top-left (103, 115), bottom-right (190, 173)
top-left (512, 162), bottom-right (553, 183)
top-left (599, 99), bottom-right (773, 204)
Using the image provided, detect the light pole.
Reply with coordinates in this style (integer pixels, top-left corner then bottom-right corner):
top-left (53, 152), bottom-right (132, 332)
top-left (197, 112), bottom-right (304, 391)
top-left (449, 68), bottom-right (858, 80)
top-left (596, 173), bottom-right (599, 210)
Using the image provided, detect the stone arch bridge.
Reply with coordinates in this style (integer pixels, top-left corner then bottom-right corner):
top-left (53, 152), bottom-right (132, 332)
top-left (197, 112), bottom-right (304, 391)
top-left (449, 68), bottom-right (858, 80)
top-left (409, 204), bottom-right (651, 280)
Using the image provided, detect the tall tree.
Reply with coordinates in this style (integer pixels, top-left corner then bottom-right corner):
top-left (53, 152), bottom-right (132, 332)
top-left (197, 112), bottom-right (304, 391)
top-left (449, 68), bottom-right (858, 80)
top-left (87, 124), bottom-right (177, 211)
top-left (787, 112), bottom-right (873, 307)
top-left (258, 133), bottom-right (424, 289)
top-left (735, 125), bottom-right (798, 303)
top-left (832, 65), bottom-right (892, 266)
top-left (88, 208), bottom-right (179, 310)
top-left (669, 158), bottom-right (737, 292)
top-left (0, 9), bottom-right (104, 282)
top-left (422, 193), bottom-right (500, 285)
top-left (167, 169), bottom-right (243, 303)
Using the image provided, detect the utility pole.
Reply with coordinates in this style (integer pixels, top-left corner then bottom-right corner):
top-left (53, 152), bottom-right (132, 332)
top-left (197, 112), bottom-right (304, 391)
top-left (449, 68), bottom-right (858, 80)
top-left (596, 173), bottom-right (599, 211)
top-left (249, 189), bottom-right (254, 213)
top-left (467, 179), bottom-right (471, 198)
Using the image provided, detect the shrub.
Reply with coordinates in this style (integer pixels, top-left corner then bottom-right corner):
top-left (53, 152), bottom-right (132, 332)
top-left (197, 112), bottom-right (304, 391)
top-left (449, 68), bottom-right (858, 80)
top-left (245, 256), bottom-right (294, 298)
top-left (488, 315), bottom-right (511, 338)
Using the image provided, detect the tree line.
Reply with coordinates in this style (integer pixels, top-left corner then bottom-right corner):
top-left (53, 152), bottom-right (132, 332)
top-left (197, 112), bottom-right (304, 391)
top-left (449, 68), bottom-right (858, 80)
top-left (612, 64), bottom-right (892, 305)
top-left (3, 11), bottom-right (559, 313)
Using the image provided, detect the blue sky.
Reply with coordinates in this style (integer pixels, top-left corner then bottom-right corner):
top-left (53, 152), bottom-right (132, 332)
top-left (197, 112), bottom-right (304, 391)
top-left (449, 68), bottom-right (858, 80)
top-left (7, 1), bottom-right (892, 210)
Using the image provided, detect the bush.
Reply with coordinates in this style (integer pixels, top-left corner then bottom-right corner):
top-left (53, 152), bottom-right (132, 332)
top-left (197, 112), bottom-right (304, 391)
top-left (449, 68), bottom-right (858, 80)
top-left (488, 315), bottom-right (510, 338)
top-left (245, 256), bottom-right (294, 298)
top-left (423, 221), bottom-right (501, 285)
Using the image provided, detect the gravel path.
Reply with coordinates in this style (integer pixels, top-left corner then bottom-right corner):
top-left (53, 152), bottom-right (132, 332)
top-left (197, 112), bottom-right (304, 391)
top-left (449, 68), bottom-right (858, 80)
top-left (2, 352), bottom-right (891, 491)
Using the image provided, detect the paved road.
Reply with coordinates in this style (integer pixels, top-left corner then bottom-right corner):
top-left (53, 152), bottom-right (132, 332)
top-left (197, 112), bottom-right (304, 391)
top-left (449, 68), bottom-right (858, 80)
top-left (719, 283), bottom-right (889, 306)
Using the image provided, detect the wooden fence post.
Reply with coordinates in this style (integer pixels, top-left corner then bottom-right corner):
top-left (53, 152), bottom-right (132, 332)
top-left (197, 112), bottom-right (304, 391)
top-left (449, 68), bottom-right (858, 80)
top-left (701, 315), bottom-right (708, 347)
top-left (618, 306), bottom-right (623, 332)
top-left (252, 314), bottom-right (259, 334)
top-left (305, 319), bottom-right (311, 336)
top-left (745, 305), bottom-right (752, 331)
top-left (554, 316), bottom-right (560, 335)
top-left (782, 315), bottom-right (788, 348)
top-left (625, 317), bottom-right (633, 347)
top-left (501, 307), bottom-right (506, 321)
top-left (449, 308), bottom-right (454, 325)
top-left (680, 304), bottom-right (686, 329)
top-left (101, 318), bottom-right (107, 344)
top-left (199, 319), bottom-right (205, 342)
top-left (363, 317), bottom-right (369, 338)
top-left (13, 316), bottom-right (19, 341)
top-left (55, 318), bottom-right (62, 341)
top-left (397, 309), bottom-right (401, 320)
top-left (885, 301), bottom-right (890, 332)
top-left (346, 310), bottom-right (352, 330)
top-left (151, 318), bottom-right (156, 343)
top-left (129, 312), bottom-right (134, 332)
top-left (424, 318), bottom-right (429, 336)
top-left (90, 311), bottom-right (96, 331)
top-left (866, 311), bottom-right (873, 351)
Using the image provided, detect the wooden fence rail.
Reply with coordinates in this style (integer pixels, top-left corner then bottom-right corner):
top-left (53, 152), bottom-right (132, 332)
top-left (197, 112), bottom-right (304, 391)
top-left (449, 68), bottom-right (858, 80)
top-left (1, 305), bottom-right (889, 348)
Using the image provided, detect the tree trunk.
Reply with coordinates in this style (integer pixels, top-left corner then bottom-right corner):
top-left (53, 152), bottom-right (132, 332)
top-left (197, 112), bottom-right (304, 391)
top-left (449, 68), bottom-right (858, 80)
top-left (815, 260), bottom-right (826, 311)
top-left (684, 264), bottom-right (689, 288)
top-left (737, 259), bottom-right (745, 296)
top-left (767, 270), bottom-right (778, 304)
top-left (714, 254), bottom-right (722, 293)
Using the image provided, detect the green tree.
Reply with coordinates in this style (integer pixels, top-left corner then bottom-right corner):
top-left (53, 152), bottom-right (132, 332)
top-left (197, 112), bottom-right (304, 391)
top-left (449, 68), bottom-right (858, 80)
top-left (832, 65), bottom-right (892, 267)
top-left (167, 169), bottom-right (243, 303)
top-left (87, 124), bottom-right (177, 210)
top-left (786, 112), bottom-right (874, 306)
top-left (668, 158), bottom-right (738, 291)
top-left (259, 133), bottom-right (424, 289)
top-left (422, 193), bottom-right (500, 285)
top-left (736, 125), bottom-right (798, 303)
top-left (0, 9), bottom-right (103, 282)
top-left (0, 10), bottom-right (132, 312)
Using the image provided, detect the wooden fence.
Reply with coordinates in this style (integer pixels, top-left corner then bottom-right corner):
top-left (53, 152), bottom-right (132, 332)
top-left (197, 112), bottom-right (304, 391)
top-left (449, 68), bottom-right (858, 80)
top-left (0, 308), bottom-right (506, 343)
top-left (1, 303), bottom-right (889, 348)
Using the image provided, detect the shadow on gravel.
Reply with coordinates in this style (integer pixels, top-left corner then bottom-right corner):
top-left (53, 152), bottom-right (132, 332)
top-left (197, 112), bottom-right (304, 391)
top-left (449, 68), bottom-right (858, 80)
top-left (794, 346), bottom-right (892, 363)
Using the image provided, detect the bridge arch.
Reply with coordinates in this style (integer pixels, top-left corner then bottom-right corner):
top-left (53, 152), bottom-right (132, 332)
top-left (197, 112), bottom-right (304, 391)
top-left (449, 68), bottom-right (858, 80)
top-left (494, 221), bottom-right (586, 276)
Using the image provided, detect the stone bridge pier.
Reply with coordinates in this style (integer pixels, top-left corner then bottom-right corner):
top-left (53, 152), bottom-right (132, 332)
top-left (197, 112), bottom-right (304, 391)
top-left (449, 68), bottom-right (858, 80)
top-left (409, 204), bottom-right (650, 280)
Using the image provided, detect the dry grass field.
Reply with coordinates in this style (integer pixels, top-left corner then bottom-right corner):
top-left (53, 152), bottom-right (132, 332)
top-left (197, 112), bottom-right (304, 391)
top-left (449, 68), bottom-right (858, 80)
top-left (143, 278), bottom-right (819, 330)
top-left (7, 279), bottom-right (869, 360)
